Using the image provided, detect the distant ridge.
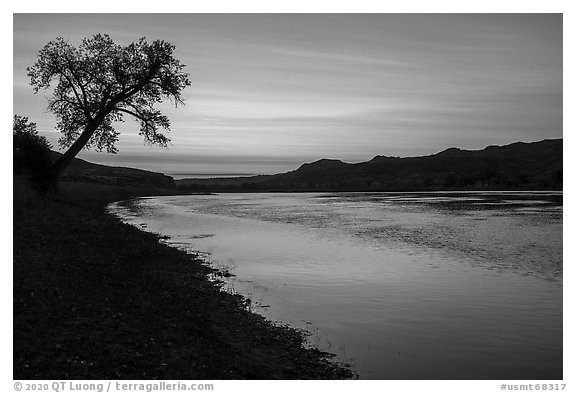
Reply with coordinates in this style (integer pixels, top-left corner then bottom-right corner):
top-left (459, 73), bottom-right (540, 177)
top-left (296, 158), bottom-right (349, 173)
top-left (177, 139), bottom-right (562, 192)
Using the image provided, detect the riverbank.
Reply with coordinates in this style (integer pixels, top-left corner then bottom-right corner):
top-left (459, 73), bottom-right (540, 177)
top-left (13, 179), bottom-right (353, 379)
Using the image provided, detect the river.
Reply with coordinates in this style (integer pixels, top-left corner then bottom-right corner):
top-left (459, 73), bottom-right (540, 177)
top-left (108, 191), bottom-right (562, 379)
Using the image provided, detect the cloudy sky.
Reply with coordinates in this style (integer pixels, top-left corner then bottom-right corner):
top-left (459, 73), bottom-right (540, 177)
top-left (13, 14), bottom-right (562, 177)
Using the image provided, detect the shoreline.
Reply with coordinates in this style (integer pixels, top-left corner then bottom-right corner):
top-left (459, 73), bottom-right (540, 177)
top-left (13, 180), bottom-right (354, 379)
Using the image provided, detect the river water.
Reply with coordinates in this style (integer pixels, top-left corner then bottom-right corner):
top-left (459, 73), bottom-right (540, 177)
top-left (108, 192), bottom-right (562, 379)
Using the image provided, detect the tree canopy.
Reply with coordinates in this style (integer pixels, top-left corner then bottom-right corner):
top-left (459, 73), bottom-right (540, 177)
top-left (28, 34), bottom-right (191, 153)
top-left (27, 34), bottom-right (191, 191)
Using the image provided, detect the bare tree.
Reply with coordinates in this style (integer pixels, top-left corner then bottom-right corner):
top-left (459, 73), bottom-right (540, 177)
top-left (28, 34), bottom-right (191, 191)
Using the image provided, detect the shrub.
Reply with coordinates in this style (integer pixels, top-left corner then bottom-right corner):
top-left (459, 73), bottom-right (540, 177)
top-left (13, 115), bottom-right (52, 177)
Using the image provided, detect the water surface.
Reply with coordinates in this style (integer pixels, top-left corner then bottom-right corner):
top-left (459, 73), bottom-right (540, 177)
top-left (108, 191), bottom-right (562, 379)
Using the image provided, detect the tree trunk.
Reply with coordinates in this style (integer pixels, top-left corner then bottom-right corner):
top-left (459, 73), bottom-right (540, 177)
top-left (35, 121), bottom-right (100, 193)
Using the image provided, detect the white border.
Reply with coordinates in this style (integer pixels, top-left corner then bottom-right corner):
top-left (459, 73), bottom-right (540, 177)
top-left (5, 2), bottom-right (573, 392)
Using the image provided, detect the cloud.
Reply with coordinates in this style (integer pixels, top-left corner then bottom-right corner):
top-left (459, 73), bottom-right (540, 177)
top-left (13, 14), bottom-right (562, 174)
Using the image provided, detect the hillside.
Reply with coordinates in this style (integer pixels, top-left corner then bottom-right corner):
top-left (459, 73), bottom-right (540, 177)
top-left (177, 139), bottom-right (563, 192)
top-left (50, 151), bottom-right (176, 189)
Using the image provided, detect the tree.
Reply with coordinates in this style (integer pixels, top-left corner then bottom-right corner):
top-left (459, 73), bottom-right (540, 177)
top-left (13, 115), bottom-right (52, 178)
top-left (28, 34), bottom-right (191, 192)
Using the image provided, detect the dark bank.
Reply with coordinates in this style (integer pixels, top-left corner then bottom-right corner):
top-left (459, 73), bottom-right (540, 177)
top-left (13, 177), bottom-right (353, 379)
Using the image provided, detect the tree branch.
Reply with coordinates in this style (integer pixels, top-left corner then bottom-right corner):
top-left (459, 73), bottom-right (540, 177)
top-left (55, 66), bottom-right (93, 121)
top-left (114, 107), bottom-right (147, 122)
top-left (50, 97), bottom-right (85, 111)
top-left (64, 55), bottom-right (89, 108)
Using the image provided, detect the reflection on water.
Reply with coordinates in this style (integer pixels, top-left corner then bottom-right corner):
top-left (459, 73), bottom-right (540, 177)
top-left (108, 192), bottom-right (562, 379)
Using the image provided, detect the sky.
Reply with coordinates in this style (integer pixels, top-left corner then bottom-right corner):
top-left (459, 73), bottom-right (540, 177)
top-left (13, 13), bottom-right (563, 177)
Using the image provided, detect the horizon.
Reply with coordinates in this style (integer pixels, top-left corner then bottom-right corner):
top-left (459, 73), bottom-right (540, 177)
top-left (13, 14), bottom-right (562, 176)
top-left (68, 137), bottom-right (562, 180)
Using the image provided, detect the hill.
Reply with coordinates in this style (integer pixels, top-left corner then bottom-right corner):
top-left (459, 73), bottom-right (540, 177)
top-left (177, 139), bottom-right (563, 192)
top-left (50, 151), bottom-right (176, 190)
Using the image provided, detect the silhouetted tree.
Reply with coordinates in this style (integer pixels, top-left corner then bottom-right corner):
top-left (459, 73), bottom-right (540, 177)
top-left (459, 174), bottom-right (478, 187)
top-left (444, 174), bottom-right (457, 188)
top-left (552, 169), bottom-right (562, 185)
top-left (518, 173), bottom-right (530, 185)
top-left (28, 34), bottom-right (191, 192)
top-left (13, 115), bottom-right (52, 178)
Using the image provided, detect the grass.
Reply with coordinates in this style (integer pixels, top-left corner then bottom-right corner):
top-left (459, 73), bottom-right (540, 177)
top-left (13, 177), bottom-right (354, 379)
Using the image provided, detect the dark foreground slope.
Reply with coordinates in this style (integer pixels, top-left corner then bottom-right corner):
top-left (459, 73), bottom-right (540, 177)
top-left (177, 139), bottom-right (562, 192)
top-left (13, 180), bottom-right (352, 379)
